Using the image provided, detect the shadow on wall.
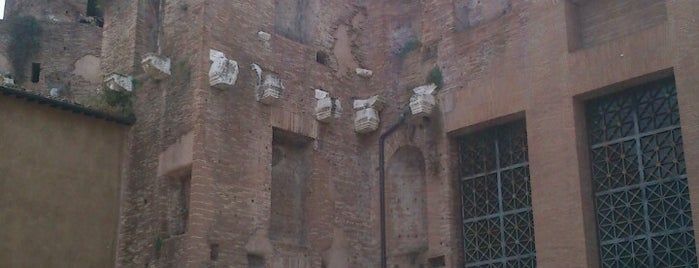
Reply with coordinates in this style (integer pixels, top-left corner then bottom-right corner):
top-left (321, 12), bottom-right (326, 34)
top-left (453, 0), bottom-right (512, 31)
top-left (270, 128), bottom-right (313, 246)
top-left (387, 146), bottom-right (428, 267)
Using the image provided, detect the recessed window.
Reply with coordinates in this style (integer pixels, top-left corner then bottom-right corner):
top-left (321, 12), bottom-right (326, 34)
top-left (428, 255), bottom-right (446, 267)
top-left (574, 0), bottom-right (667, 48)
top-left (274, 0), bottom-right (312, 43)
top-left (316, 51), bottom-right (329, 65)
top-left (31, 63), bottom-right (41, 83)
top-left (457, 120), bottom-right (536, 267)
top-left (586, 77), bottom-right (697, 267)
top-left (210, 244), bottom-right (219, 261)
top-left (247, 254), bottom-right (265, 268)
top-left (168, 172), bottom-right (191, 236)
top-left (270, 129), bottom-right (312, 244)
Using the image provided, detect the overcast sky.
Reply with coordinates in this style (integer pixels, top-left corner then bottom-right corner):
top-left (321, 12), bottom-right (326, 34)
top-left (0, 0), bottom-right (5, 19)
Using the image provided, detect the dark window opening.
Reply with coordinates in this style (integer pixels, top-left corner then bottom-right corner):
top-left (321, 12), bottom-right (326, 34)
top-left (316, 51), bottom-right (329, 65)
top-left (585, 77), bottom-right (697, 267)
top-left (168, 172), bottom-right (191, 237)
top-left (210, 244), bottom-right (219, 261)
top-left (31, 63), bottom-right (40, 83)
top-left (457, 120), bottom-right (536, 267)
top-left (85, 0), bottom-right (104, 27)
top-left (247, 254), bottom-right (265, 268)
top-left (428, 255), bottom-right (446, 267)
top-left (86, 0), bottom-right (102, 17)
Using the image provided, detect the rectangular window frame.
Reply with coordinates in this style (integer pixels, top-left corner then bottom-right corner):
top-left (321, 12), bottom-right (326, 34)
top-left (585, 77), bottom-right (698, 267)
top-left (457, 120), bottom-right (537, 267)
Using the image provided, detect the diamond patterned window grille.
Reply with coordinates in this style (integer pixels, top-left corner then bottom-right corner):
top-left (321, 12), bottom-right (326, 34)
top-left (458, 120), bottom-right (536, 267)
top-left (586, 77), bottom-right (698, 268)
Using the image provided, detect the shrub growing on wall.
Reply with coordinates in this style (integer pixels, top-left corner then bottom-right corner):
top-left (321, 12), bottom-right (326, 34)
top-left (9, 16), bottom-right (43, 83)
top-left (426, 66), bottom-right (443, 89)
top-left (102, 87), bottom-right (133, 115)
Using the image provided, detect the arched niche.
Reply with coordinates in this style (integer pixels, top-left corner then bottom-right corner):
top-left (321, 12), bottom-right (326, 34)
top-left (387, 146), bottom-right (428, 261)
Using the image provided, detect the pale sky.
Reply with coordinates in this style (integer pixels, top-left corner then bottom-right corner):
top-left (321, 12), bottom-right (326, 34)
top-left (0, 0), bottom-right (5, 19)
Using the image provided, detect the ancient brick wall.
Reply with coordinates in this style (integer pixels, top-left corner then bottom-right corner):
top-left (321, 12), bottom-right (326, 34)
top-left (270, 130), bottom-right (312, 245)
top-left (99, 0), bottom-right (138, 76)
top-left (0, 21), bottom-right (102, 102)
top-left (180, 0), bottom-right (382, 266)
top-left (109, 0), bottom-right (699, 267)
top-left (3, 0), bottom-right (88, 22)
top-left (107, 0), bottom-right (207, 267)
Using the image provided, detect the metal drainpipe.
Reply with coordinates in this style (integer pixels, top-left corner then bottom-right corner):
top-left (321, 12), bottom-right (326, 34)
top-left (378, 109), bottom-right (409, 268)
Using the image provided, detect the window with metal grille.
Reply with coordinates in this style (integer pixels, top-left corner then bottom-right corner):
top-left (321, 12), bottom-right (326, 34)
top-left (586, 77), bottom-right (697, 267)
top-left (458, 120), bottom-right (536, 267)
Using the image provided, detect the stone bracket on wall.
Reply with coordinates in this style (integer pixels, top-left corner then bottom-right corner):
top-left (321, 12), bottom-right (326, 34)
top-left (353, 95), bottom-right (386, 133)
top-left (2, 74), bottom-right (15, 86)
top-left (209, 49), bottom-right (239, 90)
top-left (314, 89), bottom-right (342, 123)
top-left (104, 73), bottom-right (133, 92)
top-left (251, 64), bottom-right (283, 105)
top-left (141, 54), bottom-right (171, 80)
top-left (355, 68), bottom-right (373, 78)
top-left (409, 84), bottom-right (437, 118)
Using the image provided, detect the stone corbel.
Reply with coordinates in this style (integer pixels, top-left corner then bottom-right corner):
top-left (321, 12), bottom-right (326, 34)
top-left (141, 54), bottom-right (171, 80)
top-left (251, 64), bottom-right (283, 105)
top-left (314, 89), bottom-right (342, 123)
top-left (209, 49), bottom-right (239, 90)
top-left (2, 74), bottom-right (14, 85)
top-left (355, 68), bottom-right (373, 78)
top-left (353, 95), bottom-right (386, 133)
top-left (409, 84), bottom-right (437, 118)
top-left (104, 73), bottom-right (133, 92)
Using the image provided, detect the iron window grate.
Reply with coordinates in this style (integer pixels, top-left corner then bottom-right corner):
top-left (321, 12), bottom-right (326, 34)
top-left (586, 77), bottom-right (698, 268)
top-left (458, 120), bottom-right (536, 268)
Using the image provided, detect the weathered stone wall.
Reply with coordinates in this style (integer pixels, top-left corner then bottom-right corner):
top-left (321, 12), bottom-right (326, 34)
top-left (106, 0), bottom-right (207, 267)
top-left (4, 0), bottom-right (88, 22)
top-left (180, 0), bottom-right (382, 266)
top-left (361, 1), bottom-right (448, 267)
top-left (0, 94), bottom-right (126, 268)
top-left (0, 21), bottom-right (102, 102)
top-left (109, 0), bottom-right (699, 268)
top-left (99, 0), bottom-right (138, 76)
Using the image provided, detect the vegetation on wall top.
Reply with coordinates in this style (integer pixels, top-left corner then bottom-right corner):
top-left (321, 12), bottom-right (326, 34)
top-left (8, 16), bottom-right (43, 83)
top-left (101, 89), bottom-right (133, 115)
